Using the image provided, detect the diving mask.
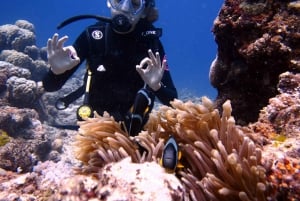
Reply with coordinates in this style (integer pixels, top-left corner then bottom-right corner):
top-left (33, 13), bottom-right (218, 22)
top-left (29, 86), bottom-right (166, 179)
top-left (108, 0), bottom-right (146, 33)
top-left (108, 0), bottom-right (146, 16)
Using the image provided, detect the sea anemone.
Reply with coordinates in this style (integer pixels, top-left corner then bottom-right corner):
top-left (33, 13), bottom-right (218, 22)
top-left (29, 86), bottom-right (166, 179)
top-left (74, 97), bottom-right (268, 200)
top-left (73, 112), bottom-right (165, 174)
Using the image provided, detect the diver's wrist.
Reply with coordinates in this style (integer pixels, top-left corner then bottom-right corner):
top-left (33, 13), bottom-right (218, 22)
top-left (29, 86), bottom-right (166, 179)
top-left (150, 82), bottom-right (162, 91)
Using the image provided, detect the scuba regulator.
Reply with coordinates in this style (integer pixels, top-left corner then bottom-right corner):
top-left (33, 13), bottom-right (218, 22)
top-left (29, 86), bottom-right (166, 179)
top-left (76, 68), bottom-right (93, 121)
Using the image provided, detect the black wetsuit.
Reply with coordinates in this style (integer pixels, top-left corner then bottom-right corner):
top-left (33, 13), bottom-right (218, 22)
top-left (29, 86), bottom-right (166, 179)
top-left (43, 19), bottom-right (177, 122)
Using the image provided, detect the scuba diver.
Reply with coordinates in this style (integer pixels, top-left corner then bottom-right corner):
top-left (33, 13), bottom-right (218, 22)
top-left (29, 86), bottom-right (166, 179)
top-left (42, 0), bottom-right (179, 171)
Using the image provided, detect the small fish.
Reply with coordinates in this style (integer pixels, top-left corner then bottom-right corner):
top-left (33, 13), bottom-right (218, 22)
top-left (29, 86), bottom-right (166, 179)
top-left (160, 135), bottom-right (183, 173)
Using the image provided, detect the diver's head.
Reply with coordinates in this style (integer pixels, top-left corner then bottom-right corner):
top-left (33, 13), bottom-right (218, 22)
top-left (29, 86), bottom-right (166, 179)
top-left (107, 0), bottom-right (157, 34)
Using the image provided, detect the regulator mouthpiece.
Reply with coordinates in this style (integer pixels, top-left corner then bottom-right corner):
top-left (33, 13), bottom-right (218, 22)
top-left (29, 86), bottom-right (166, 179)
top-left (111, 14), bottom-right (132, 33)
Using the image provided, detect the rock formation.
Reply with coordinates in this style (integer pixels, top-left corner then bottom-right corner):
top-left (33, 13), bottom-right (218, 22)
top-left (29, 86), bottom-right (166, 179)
top-left (210, 0), bottom-right (300, 125)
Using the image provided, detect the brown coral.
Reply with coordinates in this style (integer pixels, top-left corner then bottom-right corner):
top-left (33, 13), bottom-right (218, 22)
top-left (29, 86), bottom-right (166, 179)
top-left (74, 97), bottom-right (268, 200)
top-left (210, 0), bottom-right (300, 124)
top-left (267, 158), bottom-right (300, 201)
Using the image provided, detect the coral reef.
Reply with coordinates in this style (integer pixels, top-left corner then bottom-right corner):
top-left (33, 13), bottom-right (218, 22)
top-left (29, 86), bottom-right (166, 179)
top-left (74, 98), bottom-right (268, 201)
top-left (0, 20), bottom-right (35, 52)
top-left (210, 0), bottom-right (300, 125)
top-left (0, 49), bottom-right (48, 81)
top-left (0, 20), bottom-right (50, 120)
top-left (7, 76), bottom-right (43, 107)
top-left (50, 158), bottom-right (184, 201)
top-left (0, 1), bottom-right (299, 200)
top-left (0, 106), bottom-right (51, 172)
top-left (250, 72), bottom-right (300, 200)
top-left (0, 19), bottom-right (82, 125)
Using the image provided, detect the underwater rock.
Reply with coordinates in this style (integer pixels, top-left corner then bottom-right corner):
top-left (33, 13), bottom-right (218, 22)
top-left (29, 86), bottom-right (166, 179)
top-left (0, 20), bottom-right (50, 120)
top-left (31, 59), bottom-right (48, 81)
top-left (0, 106), bottom-right (39, 138)
top-left (0, 50), bottom-right (36, 73)
top-left (0, 68), bottom-right (8, 93)
top-left (39, 46), bottom-right (48, 61)
top-left (250, 72), bottom-right (300, 200)
top-left (210, 0), bottom-right (300, 125)
top-left (51, 158), bottom-right (184, 201)
top-left (24, 45), bottom-right (39, 60)
top-left (15, 20), bottom-right (35, 33)
top-left (0, 106), bottom-right (51, 172)
top-left (6, 76), bottom-right (42, 107)
top-left (0, 22), bottom-right (35, 52)
top-left (0, 61), bottom-right (31, 80)
top-left (251, 72), bottom-right (300, 143)
top-left (0, 19), bottom-right (83, 123)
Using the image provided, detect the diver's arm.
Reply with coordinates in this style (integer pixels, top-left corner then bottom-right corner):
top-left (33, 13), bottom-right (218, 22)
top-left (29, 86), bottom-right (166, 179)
top-left (153, 70), bottom-right (178, 106)
top-left (42, 30), bottom-right (89, 92)
top-left (47, 33), bottom-right (80, 75)
top-left (136, 48), bottom-right (178, 106)
top-left (152, 40), bottom-right (178, 105)
top-left (42, 65), bottom-right (79, 92)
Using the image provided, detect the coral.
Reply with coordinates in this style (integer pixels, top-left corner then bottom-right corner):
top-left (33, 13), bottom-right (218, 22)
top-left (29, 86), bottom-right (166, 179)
top-left (0, 106), bottom-right (53, 172)
top-left (15, 20), bottom-right (35, 33)
top-left (24, 45), bottom-right (39, 60)
top-left (75, 97), bottom-right (268, 200)
top-left (0, 70), bottom-right (8, 93)
top-left (0, 130), bottom-right (10, 147)
top-left (0, 61), bottom-right (31, 80)
top-left (0, 50), bottom-right (36, 72)
top-left (249, 72), bottom-right (300, 200)
top-left (210, 0), bottom-right (300, 124)
top-left (31, 59), bottom-right (49, 81)
top-left (267, 158), bottom-right (300, 201)
top-left (251, 72), bottom-right (300, 139)
top-left (6, 76), bottom-right (40, 107)
top-left (0, 22), bottom-right (35, 52)
top-left (51, 158), bottom-right (184, 201)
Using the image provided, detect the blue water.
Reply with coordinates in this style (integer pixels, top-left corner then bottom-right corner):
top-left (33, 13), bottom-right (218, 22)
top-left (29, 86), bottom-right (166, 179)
top-left (0, 0), bottom-right (223, 99)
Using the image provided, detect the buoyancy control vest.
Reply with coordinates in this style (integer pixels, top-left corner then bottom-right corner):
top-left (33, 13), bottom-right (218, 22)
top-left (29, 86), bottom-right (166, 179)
top-left (55, 15), bottom-right (162, 120)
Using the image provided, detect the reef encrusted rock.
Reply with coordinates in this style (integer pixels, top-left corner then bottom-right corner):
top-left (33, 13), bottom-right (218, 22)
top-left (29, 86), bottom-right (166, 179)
top-left (6, 76), bottom-right (43, 107)
top-left (0, 106), bottom-right (50, 172)
top-left (0, 20), bottom-right (35, 52)
top-left (210, 0), bottom-right (300, 125)
top-left (50, 158), bottom-right (184, 201)
top-left (250, 72), bottom-right (300, 200)
top-left (0, 50), bottom-right (48, 81)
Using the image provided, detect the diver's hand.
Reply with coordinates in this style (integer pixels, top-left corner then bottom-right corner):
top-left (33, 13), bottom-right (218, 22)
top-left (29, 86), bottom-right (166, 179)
top-left (47, 33), bottom-right (80, 75)
top-left (136, 49), bottom-right (165, 91)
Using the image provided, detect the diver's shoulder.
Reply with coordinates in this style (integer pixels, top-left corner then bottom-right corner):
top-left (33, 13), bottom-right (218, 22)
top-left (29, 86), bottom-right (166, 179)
top-left (87, 21), bottom-right (108, 28)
